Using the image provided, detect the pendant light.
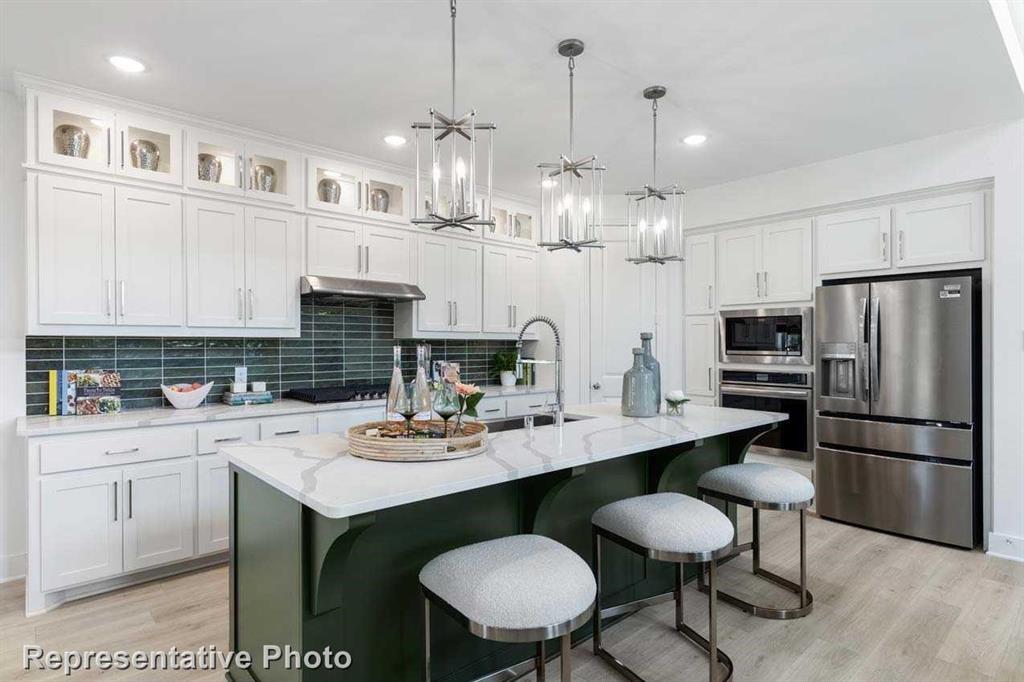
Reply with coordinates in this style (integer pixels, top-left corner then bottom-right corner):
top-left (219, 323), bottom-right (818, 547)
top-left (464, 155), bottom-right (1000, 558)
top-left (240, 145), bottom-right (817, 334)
top-left (412, 0), bottom-right (496, 232)
top-left (625, 86), bottom-right (684, 264)
top-left (537, 39), bottom-right (605, 252)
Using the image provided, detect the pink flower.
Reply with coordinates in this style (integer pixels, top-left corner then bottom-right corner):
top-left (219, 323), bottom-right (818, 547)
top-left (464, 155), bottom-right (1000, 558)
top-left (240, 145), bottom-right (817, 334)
top-left (453, 382), bottom-right (480, 397)
top-left (444, 367), bottom-right (461, 384)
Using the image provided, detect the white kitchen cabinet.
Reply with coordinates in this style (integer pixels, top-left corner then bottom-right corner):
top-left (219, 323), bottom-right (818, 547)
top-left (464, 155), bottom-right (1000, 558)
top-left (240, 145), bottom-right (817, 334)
top-left (245, 207), bottom-right (300, 328)
top-left (510, 250), bottom-right (538, 328)
top-left (363, 225), bottom-right (413, 283)
top-left (196, 455), bottom-right (229, 555)
top-left (40, 468), bottom-right (122, 592)
top-left (762, 219), bottom-right (812, 303)
top-left (186, 198), bottom-right (247, 328)
top-left (306, 218), bottom-right (412, 284)
top-left (115, 111), bottom-right (183, 185)
top-left (684, 316), bottom-right (717, 398)
top-left (717, 226), bottom-right (762, 306)
top-left (400, 235), bottom-right (483, 336)
top-left (306, 156), bottom-right (363, 216)
top-left (123, 460), bottom-right (195, 571)
top-left (511, 207), bottom-right (536, 244)
top-left (892, 191), bottom-right (985, 267)
top-left (36, 175), bottom-right (115, 325)
top-left (245, 141), bottom-right (300, 206)
top-left (36, 93), bottom-right (115, 173)
top-left (717, 219), bottom-right (812, 305)
top-left (114, 187), bottom-right (183, 326)
top-left (483, 247), bottom-right (512, 332)
top-left (684, 233), bottom-right (716, 314)
top-left (451, 240), bottom-right (482, 332)
top-left (186, 128), bottom-right (298, 205)
top-left (315, 407), bottom-right (383, 435)
top-left (816, 206), bottom-right (891, 275)
top-left (258, 414), bottom-right (316, 439)
top-left (364, 168), bottom-right (410, 224)
top-left (414, 235), bottom-right (454, 333)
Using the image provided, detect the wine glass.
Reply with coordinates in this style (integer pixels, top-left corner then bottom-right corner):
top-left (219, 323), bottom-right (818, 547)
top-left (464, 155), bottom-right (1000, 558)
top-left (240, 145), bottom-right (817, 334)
top-left (433, 383), bottom-right (460, 437)
top-left (395, 382), bottom-right (418, 438)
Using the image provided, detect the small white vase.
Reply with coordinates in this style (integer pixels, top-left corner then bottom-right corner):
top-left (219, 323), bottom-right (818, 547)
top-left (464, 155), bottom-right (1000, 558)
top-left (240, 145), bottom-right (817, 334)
top-left (499, 371), bottom-right (517, 387)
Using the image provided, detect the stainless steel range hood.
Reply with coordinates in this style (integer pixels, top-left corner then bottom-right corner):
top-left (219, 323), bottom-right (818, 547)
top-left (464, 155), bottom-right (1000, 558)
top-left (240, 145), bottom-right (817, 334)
top-left (300, 275), bottom-right (425, 301)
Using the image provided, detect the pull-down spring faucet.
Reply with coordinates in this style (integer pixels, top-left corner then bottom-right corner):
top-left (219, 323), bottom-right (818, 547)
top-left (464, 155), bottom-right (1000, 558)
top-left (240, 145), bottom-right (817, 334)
top-left (515, 315), bottom-right (564, 427)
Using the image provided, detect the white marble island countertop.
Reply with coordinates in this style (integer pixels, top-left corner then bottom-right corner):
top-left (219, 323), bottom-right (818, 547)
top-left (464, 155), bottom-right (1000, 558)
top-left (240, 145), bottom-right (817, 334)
top-left (221, 403), bottom-right (787, 519)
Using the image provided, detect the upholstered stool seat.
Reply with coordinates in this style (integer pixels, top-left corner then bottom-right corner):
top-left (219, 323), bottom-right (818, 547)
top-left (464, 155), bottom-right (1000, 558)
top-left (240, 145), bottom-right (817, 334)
top-left (420, 534), bottom-right (595, 681)
top-left (697, 462), bottom-right (815, 621)
top-left (698, 463), bottom-right (815, 508)
top-left (591, 493), bottom-right (735, 682)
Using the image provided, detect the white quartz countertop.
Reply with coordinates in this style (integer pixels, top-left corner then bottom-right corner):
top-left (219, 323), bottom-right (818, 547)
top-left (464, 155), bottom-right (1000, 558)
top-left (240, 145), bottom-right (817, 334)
top-left (221, 403), bottom-right (787, 519)
top-left (16, 384), bottom-right (555, 437)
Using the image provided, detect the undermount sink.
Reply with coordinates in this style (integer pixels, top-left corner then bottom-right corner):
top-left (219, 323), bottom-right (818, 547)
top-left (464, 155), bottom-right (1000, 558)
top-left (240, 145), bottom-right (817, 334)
top-left (482, 413), bottom-right (591, 433)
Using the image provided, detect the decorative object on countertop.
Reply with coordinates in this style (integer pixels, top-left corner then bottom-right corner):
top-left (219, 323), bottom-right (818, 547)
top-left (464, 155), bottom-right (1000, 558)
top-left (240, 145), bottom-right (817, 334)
top-left (666, 390), bottom-right (690, 415)
top-left (251, 381), bottom-right (267, 393)
top-left (432, 359), bottom-right (460, 384)
top-left (252, 164), bottom-right (277, 192)
top-left (386, 345), bottom-right (405, 421)
top-left (410, 0), bottom-right (496, 233)
top-left (414, 344), bottom-right (433, 420)
top-left (625, 86), bottom-right (684, 265)
top-left (394, 381), bottom-right (421, 437)
top-left (369, 187), bottom-right (391, 213)
top-left (621, 348), bottom-right (657, 417)
top-left (432, 381), bottom-right (460, 437)
top-left (222, 389), bottom-right (273, 406)
top-left (317, 177), bottom-right (342, 203)
top-left (538, 38), bottom-right (605, 252)
top-left (640, 331), bottom-right (662, 413)
top-left (450, 381), bottom-right (485, 435)
top-left (492, 350), bottom-right (519, 387)
top-left (129, 138), bottom-right (160, 170)
top-left (347, 419), bottom-right (488, 461)
top-left (53, 124), bottom-right (89, 158)
top-left (162, 381), bottom-right (214, 409)
top-left (197, 152), bottom-right (222, 182)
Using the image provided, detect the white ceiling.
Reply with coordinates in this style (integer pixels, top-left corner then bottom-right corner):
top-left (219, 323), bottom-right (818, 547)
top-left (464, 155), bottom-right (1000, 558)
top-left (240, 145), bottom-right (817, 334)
top-left (2, 1), bottom-right (1021, 197)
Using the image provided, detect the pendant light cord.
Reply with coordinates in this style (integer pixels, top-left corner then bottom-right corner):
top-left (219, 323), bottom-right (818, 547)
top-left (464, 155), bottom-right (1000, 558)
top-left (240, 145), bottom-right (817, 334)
top-left (450, 0), bottom-right (457, 118)
top-left (568, 55), bottom-right (575, 159)
top-left (651, 97), bottom-right (658, 186)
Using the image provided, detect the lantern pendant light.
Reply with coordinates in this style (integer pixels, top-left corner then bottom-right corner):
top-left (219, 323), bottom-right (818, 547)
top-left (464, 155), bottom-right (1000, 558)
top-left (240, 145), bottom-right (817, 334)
top-left (538, 39), bottom-right (606, 252)
top-left (625, 86), bottom-right (684, 264)
top-left (411, 0), bottom-right (496, 232)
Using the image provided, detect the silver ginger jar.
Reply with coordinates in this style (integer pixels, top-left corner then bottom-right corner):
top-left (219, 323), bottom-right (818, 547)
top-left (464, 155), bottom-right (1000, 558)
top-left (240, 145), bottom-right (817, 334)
top-left (54, 124), bottom-right (90, 158)
top-left (129, 139), bottom-right (160, 171)
top-left (197, 153), bottom-right (222, 182)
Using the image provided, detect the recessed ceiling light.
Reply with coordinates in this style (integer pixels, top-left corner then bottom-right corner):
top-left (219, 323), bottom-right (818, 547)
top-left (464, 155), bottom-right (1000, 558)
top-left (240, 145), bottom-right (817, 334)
top-left (541, 178), bottom-right (557, 189)
top-left (683, 133), bottom-right (708, 146)
top-left (383, 135), bottom-right (407, 148)
top-left (107, 55), bottom-right (146, 73)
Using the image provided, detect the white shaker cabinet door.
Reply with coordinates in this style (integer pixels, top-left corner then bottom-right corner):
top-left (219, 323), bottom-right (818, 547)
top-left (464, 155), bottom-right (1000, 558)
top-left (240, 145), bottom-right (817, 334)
top-left (450, 241), bottom-right (483, 332)
top-left (196, 455), bottom-right (229, 555)
top-left (893, 191), bottom-right (985, 268)
top-left (684, 233), bottom-right (716, 314)
top-left (186, 198), bottom-right (246, 327)
top-left (244, 207), bottom-right (300, 328)
top-left (123, 459), bottom-right (196, 571)
top-left (306, 216), bottom-right (362, 279)
top-left (684, 316), bottom-right (717, 398)
top-left (363, 225), bottom-right (413, 283)
top-left (114, 187), bottom-right (184, 326)
top-left (816, 207), bottom-right (891, 275)
top-left (40, 469), bottom-right (122, 591)
top-left (510, 250), bottom-right (538, 329)
top-left (482, 247), bottom-right (511, 332)
top-left (36, 175), bottom-right (116, 325)
top-left (417, 236), bottom-right (452, 332)
top-left (716, 226), bottom-right (762, 306)
top-left (762, 218), bottom-right (812, 303)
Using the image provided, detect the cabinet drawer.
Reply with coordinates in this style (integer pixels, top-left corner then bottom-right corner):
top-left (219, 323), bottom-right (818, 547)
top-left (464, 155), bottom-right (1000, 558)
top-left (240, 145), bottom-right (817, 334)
top-left (197, 420), bottom-right (260, 454)
top-left (471, 396), bottom-right (506, 421)
top-left (316, 407), bottom-right (383, 435)
top-left (259, 414), bottom-right (315, 439)
top-left (506, 393), bottom-right (552, 417)
top-left (39, 427), bottom-right (195, 475)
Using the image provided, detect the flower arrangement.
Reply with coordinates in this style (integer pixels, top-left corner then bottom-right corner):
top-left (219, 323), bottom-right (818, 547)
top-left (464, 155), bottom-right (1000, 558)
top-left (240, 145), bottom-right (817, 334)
top-left (452, 381), bottom-right (485, 435)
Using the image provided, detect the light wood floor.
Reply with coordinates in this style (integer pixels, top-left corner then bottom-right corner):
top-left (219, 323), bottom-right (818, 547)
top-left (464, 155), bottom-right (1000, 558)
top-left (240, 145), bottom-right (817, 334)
top-left (1, 510), bottom-right (1022, 681)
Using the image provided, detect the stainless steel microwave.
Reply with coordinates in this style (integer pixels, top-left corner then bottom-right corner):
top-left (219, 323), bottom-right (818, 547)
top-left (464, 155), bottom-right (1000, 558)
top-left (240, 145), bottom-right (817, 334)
top-left (719, 307), bottom-right (813, 366)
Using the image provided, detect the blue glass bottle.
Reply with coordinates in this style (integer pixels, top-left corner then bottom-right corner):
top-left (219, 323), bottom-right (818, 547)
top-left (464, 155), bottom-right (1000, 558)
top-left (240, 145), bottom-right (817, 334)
top-left (640, 332), bottom-right (661, 413)
top-left (622, 348), bottom-right (657, 417)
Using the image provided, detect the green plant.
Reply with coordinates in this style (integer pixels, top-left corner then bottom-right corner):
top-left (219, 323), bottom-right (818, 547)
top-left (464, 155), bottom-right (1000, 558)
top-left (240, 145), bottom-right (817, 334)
top-left (492, 351), bottom-right (518, 377)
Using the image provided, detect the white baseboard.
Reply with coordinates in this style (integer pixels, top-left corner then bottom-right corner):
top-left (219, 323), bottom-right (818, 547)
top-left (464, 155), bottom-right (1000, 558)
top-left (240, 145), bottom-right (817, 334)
top-left (987, 532), bottom-right (1024, 562)
top-left (0, 553), bottom-right (26, 582)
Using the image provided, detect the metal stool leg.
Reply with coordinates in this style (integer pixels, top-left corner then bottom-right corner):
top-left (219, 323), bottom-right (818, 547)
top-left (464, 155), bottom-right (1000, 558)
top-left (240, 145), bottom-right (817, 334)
top-left (752, 508), bottom-right (760, 573)
top-left (560, 633), bottom-right (571, 682)
top-left (673, 560), bottom-right (733, 682)
top-left (423, 596), bottom-right (431, 682)
top-left (536, 642), bottom-right (546, 682)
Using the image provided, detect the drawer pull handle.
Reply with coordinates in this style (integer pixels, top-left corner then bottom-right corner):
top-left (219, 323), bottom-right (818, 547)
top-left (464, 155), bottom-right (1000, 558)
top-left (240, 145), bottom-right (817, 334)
top-left (213, 436), bottom-right (242, 443)
top-left (274, 429), bottom-right (301, 436)
top-left (528, 404), bottom-right (544, 408)
top-left (105, 447), bottom-right (140, 456)
top-left (484, 408), bottom-right (501, 413)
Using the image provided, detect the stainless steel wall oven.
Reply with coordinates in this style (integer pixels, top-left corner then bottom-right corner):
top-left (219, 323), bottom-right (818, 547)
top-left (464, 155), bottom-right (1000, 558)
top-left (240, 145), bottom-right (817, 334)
top-left (719, 370), bottom-right (813, 460)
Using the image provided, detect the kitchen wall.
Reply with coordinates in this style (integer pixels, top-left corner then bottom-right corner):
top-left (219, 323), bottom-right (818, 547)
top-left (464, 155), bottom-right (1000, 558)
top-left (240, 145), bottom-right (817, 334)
top-left (24, 297), bottom-right (518, 415)
top-left (682, 118), bottom-right (1024, 561)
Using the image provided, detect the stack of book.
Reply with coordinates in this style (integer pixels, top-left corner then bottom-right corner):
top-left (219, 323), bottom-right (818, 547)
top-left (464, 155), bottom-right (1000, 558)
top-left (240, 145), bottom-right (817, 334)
top-left (49, 370), bottom-right (122, 415)
top-left (222, 390), bottom-right (274, 406)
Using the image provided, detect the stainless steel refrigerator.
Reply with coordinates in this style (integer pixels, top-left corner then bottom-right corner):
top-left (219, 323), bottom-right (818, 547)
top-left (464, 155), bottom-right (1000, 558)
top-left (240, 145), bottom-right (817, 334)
top-left (814, 272), bottom-right (980, 548)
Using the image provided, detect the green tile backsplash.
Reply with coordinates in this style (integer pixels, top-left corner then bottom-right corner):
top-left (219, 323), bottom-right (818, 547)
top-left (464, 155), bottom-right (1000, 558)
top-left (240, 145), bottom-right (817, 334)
top-left (25, 297), bottom-right (518, 415)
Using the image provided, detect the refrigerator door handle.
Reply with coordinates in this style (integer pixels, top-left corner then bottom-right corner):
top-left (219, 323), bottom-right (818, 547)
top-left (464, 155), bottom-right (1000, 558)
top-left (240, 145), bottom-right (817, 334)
top-left (870, 296), bottom-right (880, 402)
top-left (859, 296), bottom-right (870, 402)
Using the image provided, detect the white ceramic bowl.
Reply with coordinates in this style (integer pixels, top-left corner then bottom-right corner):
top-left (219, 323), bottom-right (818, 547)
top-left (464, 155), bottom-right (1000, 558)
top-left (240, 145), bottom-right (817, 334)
top-left (161, 382), bottom-right (214, 409)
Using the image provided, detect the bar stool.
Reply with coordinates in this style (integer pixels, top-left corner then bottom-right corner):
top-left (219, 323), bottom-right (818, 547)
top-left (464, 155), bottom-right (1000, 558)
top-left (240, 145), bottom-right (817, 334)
top-left (591, 492), bottom-right (736, 682)
top-left (697, 463), bottom-right (815, 620)
top-left (419, 534), bottom-right (596, 681)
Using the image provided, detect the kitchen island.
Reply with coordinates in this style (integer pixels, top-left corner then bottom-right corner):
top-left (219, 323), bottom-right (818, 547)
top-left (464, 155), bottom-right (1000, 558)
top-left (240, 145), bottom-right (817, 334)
top-left (222, 403), bottom-right (786, 682)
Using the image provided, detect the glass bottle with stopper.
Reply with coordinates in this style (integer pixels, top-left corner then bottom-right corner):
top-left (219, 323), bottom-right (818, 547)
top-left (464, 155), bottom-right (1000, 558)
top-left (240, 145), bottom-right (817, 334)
top-left (640, 332), bottom-right (661, 413)
top-left (621, 347), bottom-right (657, 417)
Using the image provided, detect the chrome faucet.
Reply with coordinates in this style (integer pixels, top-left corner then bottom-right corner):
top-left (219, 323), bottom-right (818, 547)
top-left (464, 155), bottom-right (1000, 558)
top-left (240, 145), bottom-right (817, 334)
top-left (516, 315), bottom-right (564, 427)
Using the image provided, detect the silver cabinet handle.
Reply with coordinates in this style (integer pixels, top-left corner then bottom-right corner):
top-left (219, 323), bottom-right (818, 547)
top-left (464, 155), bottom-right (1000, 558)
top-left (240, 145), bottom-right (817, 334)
top-left (247, 157), bottom-right (253, 190)
top-left (898, 230), bottom-right (905, 260)
top-left (528, 403), bottom-right (544, 409)
top-left (237, 288), bottom-right (244, 320)
top-left (707, 284), bottom-right (712, 310)
top-left (105, 447), bottom-right (140, 456)
top-left (881, 231), bottom-right (888, 261)
top-left (513, 304), bottom-right (517, 327)
top-left (357, 181), bottom-right (362, 210)
top-left (483, 408), bottom-right (501, 413)
top-left (248, 289), bottom-right (255, 320)
top-left (708, 367), bottom-right (712, 391)
top-left (755, 271), bottom-right (761, 298)
top-left (236, 155), bottom-right (243, 189)
top-left (127, 479), bottom-right (133, 519)
top-left (763, 271), bottom-right (768, 298)
top-left (448, 301), bottom-right (453, 326)
top-left (120, 131), bottom-right (125, 169)
top-left (213, 436), bottom-right (242, 443)
top-left (106, 280), bottom-right (113, 317)
top-left (454, 301), bottom-right (458, 326)
top-left (364, 245), bottom-right (370, 273)
top-left (274, 429), bottom-right (300, 436)
top-left (119, 280), bottom-right (126, 317)
top-left (357, 244), bottom-right (362, 273)
top-left (113, 481), bottom-right (118, 521)
top-left (106, 128), bottom-right (112, 167)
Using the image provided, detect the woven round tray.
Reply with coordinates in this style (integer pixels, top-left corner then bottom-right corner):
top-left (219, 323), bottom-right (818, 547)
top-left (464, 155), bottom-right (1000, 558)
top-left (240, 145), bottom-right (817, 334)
top-left (346, 420), bottom-right (488, 462)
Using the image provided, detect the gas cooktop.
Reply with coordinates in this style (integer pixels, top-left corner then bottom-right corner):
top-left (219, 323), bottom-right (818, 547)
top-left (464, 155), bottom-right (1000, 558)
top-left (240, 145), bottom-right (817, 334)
top-left (285, 384), bottom-right (390, 404)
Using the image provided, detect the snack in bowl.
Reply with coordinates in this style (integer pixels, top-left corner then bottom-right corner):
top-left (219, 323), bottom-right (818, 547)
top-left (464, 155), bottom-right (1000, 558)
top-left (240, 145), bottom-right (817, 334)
top-left (161, 381), bottom-right (214, 409)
